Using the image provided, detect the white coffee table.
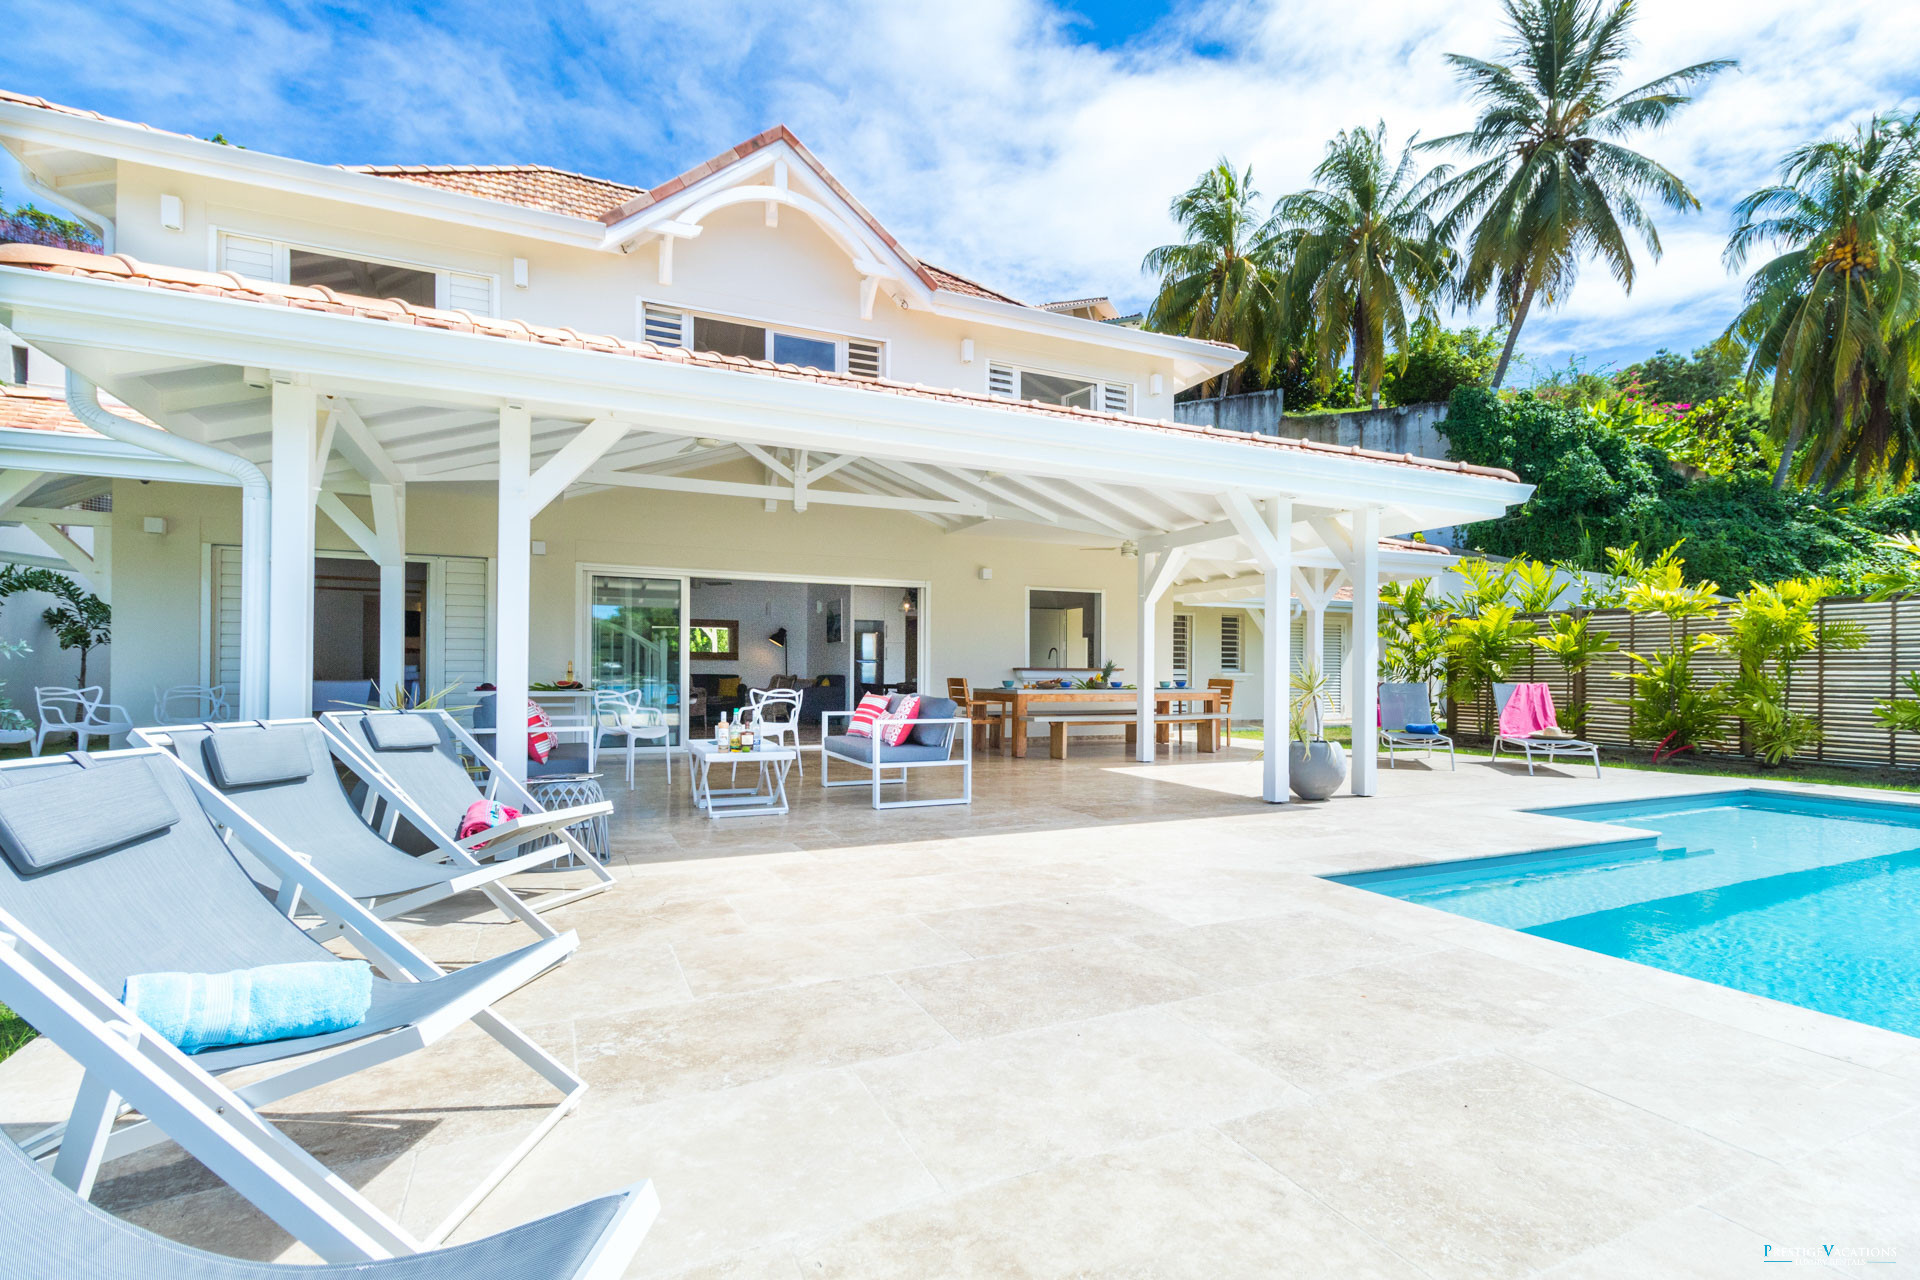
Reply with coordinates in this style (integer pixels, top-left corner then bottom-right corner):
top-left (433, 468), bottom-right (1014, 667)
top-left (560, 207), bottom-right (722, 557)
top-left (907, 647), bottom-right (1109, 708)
top-left (687, 739), bottom-right (799, 819)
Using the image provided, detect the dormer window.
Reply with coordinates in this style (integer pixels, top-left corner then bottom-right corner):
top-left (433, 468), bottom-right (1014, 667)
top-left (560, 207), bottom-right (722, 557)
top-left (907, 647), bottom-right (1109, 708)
top-left (217, 232), bottom-right (495, 315)
top-left (641, 302), bottom-right (883, 379)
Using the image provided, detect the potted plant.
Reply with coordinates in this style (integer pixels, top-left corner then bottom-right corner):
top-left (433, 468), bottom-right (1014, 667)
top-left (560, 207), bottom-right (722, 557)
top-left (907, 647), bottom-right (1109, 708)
top-left (1287, 663), bottom-right (1347, 800)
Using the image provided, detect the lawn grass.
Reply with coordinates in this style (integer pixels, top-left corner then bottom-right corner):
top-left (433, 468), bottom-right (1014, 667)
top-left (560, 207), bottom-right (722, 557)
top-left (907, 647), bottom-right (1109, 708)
top-left (0, 1003), bottom-right (35, 1063)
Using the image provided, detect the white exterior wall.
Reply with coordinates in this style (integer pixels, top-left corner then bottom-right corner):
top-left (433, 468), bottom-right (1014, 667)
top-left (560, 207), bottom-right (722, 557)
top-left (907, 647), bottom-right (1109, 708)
top-left (108, 165), bottom-right (1187, 417)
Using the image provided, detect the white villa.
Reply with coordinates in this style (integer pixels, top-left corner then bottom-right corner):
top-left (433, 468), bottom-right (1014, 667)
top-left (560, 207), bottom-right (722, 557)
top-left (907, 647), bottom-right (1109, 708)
top-left (0, 87), bottom-right (1528, 799)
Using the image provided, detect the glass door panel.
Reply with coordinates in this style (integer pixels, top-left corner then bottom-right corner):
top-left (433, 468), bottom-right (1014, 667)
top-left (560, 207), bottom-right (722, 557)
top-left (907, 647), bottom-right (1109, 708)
top-left (589, 575), bottom-right (684, 744)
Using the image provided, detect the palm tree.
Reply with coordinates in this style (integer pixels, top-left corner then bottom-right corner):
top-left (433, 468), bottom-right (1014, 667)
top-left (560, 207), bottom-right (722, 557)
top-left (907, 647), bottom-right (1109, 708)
top-left (1271, 123), bottom-right (1453, 407)
top-left (1142, 161), bottom-right (1281, 393)
top-left (1724, 114), bottom-right (1920, 489)
top-left (1427, 0), bottom-right (1732, 387)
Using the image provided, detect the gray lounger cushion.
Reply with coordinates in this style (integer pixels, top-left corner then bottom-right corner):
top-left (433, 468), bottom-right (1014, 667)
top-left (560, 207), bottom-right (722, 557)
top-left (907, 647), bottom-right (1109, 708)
top-left (907, 696), bottom-right (958, 749)
top-left (823, 733), bottom-right (952, 765)
top-left (203, 726), bottom-right (315, 789)
top-left (0, 1123), bottom-right (631, 1279)
top-left (363, 713), bottom-right (443, 752)
top-left (0, 758), bottom-right (180, 875)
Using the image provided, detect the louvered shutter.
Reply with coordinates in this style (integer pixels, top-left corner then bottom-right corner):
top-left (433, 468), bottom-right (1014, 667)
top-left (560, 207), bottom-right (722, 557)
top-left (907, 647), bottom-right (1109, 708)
top-left (847, 341), bottom-right (882, 379)
top-left (987, 363), bottom-right (1016, 398)
top-left (218, 234), bottom-right (277, 281)
top-left (1218, 614), bottom-right (1242, 673)
top-left (1324, 617), bottom-right (1346, 713)
top-left (642, 303), bottom-right (688, 348)
top-left (1171, 614), bottom-right (1192, 682)
top-left (1100, 382), bottom-right (1131, 415)
top-left (445, 272), bottom-right (493, 316)
top-left (437, 557), bottom-right (492, 708)
top-left (210, 544), bottom-right (243, 687)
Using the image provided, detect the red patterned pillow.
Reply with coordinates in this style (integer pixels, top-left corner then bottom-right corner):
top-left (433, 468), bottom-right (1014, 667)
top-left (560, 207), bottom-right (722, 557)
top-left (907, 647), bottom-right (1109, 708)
top-left (527, 702), bottom-right (554, 763)
top-left (847, 692), bottom-right (890, 738)
top-left (878, 694), bottom-right (921, 747)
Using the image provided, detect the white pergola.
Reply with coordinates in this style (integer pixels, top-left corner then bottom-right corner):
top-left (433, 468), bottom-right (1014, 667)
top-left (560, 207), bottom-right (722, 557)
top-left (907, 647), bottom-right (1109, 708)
top-left (0, 261), bottom-right (1530, 802)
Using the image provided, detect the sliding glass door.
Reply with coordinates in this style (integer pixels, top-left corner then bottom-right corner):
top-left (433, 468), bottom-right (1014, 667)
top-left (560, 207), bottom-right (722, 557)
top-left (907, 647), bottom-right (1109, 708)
top-left (588, 574), bottom-right (685, 744)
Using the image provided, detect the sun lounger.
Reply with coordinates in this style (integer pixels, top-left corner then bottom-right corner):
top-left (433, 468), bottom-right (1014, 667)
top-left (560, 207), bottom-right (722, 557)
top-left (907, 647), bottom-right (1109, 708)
top-left (1377, 682), bottom-right (1455, 770)
top-left (1491, 682), bottom-right (1601, 777)
top-left (0, 1066), bottom-right (656, 1275)
top-left (320, 710), bottom-right (614, 911)
top-left (138, 719), bottom-right (583, 939)
top-left (0, 746), bottom-right (585, 1252)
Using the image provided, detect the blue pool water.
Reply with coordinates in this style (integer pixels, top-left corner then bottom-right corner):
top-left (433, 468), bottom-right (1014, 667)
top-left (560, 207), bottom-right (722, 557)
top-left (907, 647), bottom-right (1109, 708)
top-left (1331, 790), bottom-right (1920, 1037)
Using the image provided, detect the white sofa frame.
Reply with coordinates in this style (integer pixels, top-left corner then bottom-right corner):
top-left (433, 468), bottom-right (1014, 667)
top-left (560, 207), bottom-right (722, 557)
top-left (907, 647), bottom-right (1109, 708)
top-left (819, 711), bottom-right (972, 809)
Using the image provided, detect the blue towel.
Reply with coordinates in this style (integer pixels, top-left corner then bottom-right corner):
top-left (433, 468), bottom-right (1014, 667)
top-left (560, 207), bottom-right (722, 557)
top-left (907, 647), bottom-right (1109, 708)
top-left (1404, 722), bottom-right (1441, 736)
top-left (123, 960), bottom-right (373, 1054)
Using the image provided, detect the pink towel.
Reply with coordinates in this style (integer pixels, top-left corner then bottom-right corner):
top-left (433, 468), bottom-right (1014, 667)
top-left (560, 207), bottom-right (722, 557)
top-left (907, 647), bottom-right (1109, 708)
top-left (1498, 683), bottom-right (1559, 738)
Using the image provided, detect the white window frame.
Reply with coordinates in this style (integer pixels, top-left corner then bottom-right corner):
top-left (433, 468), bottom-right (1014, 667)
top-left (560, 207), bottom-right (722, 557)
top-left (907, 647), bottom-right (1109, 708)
top-left (1218, 613), bottom-right (1244, 674)
top-left (1171, 613), bottom-right (1193, 683)
top-left (1024, 586), bottom-right (1105, 669)
top-left (986, 360), bottom-right (1131, 414)
top-left (635, 299), bottom-right (886, 378)
top-left (212, 228), bottom-right (498, 315)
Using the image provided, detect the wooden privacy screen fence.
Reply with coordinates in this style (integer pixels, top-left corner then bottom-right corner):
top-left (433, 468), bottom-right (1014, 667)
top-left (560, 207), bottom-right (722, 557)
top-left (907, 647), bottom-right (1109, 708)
top-left (1448, 596), bottom-right (1920, 769)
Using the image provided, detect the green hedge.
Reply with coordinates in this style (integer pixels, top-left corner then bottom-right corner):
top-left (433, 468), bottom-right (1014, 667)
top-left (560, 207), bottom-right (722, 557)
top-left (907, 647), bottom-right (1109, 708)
top-left (1440, 387), bottom-right (1915, 588)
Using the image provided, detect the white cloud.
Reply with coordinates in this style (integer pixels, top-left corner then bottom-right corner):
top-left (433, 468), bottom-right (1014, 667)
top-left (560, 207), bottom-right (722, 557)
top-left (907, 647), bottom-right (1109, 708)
top-left (4, 0), bottom-right (1916, 372)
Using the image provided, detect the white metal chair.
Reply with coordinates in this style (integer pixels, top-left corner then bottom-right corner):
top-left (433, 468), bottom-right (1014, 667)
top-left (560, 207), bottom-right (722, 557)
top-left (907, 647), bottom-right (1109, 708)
top-left (152, 683), bottom-right (230, 726)
top-left (594, 689), bottom-right (672, 789)
top-left (749, 687), bottom-right (805, 778)
top-left (33, 686), bottom-right (133, 755)
top-left (1491, 682), bottom-right (1601, 778)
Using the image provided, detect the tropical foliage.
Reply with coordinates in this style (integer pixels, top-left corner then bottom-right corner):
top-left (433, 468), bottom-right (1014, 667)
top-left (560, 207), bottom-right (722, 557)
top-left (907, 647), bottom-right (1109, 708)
top-left (0, 188), bottom-right (99, 253)
top-left (1424, 0), bottom-right (1732, 387)
top-left (1142, 162), bottom-right (1282, 394)
top-left (0, 565), bottom-right (111, 686)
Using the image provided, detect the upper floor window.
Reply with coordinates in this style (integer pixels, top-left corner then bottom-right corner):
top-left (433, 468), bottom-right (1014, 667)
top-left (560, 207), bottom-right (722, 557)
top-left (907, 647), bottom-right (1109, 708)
top-left (217, 232), bottom-right (494, 315)
top-left (641, 302), bottom-right (882, 379)
top-left (987, 361), bottom-right (1131, 414)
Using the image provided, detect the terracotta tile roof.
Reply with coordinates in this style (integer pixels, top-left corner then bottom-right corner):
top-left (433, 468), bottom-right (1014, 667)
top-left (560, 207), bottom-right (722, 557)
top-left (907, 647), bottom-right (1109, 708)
top-left (922, 264), bottom-right (1025, 306)
top-left (343, 165), bottom-right (644, 221)
top-left (0, 87), bottom-right (192, 137)
top-left (0, 245), bottom-right (1519, 485)
top-left (0, 381), bottom-right (158, 435)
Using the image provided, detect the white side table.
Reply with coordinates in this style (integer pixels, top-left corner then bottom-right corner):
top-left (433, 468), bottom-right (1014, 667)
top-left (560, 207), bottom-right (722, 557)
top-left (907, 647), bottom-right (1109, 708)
top-left (687, 740), bottom-right (799, 819)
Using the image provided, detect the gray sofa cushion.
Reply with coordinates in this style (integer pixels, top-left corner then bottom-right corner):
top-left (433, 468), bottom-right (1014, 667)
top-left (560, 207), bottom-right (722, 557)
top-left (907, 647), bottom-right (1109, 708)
top-left (908, 696), bottom-right (958, 748)
top-left (823, 733), bottom-right (953, 765)
top-left (0, 757), bottom-right (180, 876)
top-left (203, 725), bottom-right (315, 788)
top-left (363, 713), bottom-right (442, 752)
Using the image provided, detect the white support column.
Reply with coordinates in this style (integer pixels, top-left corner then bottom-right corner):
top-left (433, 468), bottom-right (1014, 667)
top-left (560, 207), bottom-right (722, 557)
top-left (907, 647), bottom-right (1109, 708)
top-left (495, 404), bottom-right (532, 782)
top-left (1304, 599), bottom-right (1326, 698)
top-left (1350, 506), bottom-right (1381, 796)
top-left (1259, 498), bottom-right (1292, 803)
top-left (372, 482), bottom-right (407, 701)
top-left (1134, 546), bottom-right (1187, 763)
top-left (267, 379), bottom-right (318, 718)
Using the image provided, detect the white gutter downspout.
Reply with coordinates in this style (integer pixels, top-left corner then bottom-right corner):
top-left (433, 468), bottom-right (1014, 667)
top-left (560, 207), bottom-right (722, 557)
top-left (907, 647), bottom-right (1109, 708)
top-left (66, 371), bottom-right (268, 717)
top-left (14, 170), bottom-right (113, 253)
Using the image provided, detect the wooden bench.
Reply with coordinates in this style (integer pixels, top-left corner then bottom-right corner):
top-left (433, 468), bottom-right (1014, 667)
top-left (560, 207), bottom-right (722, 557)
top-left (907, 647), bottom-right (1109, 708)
top-left (1030, 711), bottom-right (1226, 759)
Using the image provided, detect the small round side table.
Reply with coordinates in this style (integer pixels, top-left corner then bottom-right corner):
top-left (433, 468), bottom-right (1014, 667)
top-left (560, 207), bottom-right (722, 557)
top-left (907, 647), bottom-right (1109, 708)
top-left (525, 773), bottom-right (610, 863)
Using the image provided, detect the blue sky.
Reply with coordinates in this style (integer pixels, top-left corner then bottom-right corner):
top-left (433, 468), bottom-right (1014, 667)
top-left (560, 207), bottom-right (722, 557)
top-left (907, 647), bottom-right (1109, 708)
top-left (4, 0), bottom-right (1917, 381)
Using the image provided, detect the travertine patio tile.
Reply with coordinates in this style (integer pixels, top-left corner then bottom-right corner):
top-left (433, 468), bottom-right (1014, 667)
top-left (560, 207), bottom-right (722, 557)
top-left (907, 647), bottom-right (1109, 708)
top-left (668, 915), bottom-right (971, 996)
top-left (1129, 909), bottom-right (1442, 986)
top-left (915, 893), bottom-right (1183, 957)
top-left (797, 1128), bottom-right (1418, 1278)
top-left (855, 1007), bottom-right (1299, 1189)
top-left (570, 976), bottom-right (951, 1105)
top-left (1512, 1005), bottom-right (1920, 1157)
top-left (1541, 1206), bottom-right (1822, 1277)
top-left (1705, 1107), bottom-right (1920, 1262)
top-left (890, 937), bottom-right (1209, 1039)
top-left (1224, 1054), bottom-right (1766, 1280)
top-left (458, 1070), bottom-right (941, 1276)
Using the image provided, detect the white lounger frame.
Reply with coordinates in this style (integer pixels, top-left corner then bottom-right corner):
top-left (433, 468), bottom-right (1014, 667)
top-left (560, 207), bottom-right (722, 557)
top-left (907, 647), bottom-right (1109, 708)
top-left (137, 720), bottom-right (587, 941)
top-left (0, 746), bottom-right (588, 1257)
top-left (819, 712), bottom-right (972, 809)
top-left (320, 709), bottom-right (615, 911)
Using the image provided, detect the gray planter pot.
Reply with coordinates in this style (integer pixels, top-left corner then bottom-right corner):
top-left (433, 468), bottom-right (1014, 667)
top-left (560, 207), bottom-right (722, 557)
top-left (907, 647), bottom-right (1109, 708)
top-left (1288, 739), bottom-right (1348, 801)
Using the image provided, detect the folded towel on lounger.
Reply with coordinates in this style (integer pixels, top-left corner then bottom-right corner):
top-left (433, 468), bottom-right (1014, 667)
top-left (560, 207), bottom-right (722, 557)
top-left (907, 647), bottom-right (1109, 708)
top-left (1403, 722), bottom-right (1441, 736)
top-left (123, 960), bottom-right (373, 1053)
top-left (459, 799), bottom-right (520, 840)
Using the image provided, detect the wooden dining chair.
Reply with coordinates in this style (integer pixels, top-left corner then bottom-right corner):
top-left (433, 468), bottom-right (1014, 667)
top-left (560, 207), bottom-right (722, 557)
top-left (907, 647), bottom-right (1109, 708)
top-left (947, 677), bottom-right (1003, 751)
top-left (1208, 677), bottom-right (1235, 746)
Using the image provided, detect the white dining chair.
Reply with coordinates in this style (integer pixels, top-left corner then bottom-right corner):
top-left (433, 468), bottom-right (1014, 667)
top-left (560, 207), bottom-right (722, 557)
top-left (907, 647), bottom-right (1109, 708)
top-left (152, 683), bottom-right (231, 726)
top-left (749, 687), bottom-right (805, 777)
top-left (33, 686), bottom-right (134, 755)
top-left (595, 688), bottom-right (673, 788)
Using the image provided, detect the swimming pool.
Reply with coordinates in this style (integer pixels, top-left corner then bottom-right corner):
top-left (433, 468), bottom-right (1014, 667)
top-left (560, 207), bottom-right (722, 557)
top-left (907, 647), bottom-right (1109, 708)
top-left (1330, 789), bottom-right (1920, 1037)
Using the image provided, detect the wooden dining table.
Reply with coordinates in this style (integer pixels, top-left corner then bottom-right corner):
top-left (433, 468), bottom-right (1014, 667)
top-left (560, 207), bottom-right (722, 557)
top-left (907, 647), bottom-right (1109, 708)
top-left (969, 686), bottom-right (1228, 758)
